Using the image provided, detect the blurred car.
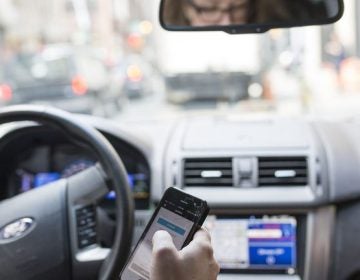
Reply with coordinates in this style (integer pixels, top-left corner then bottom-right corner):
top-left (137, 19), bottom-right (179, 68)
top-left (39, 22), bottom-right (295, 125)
top-left (119, 55), bottom-right (157, 99)
top-left (1, 45), bottom-right (124, 115)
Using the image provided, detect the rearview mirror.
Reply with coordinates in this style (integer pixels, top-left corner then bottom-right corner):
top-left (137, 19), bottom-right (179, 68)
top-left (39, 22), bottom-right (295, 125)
top-left (159, 0), bottom-right (344, 34)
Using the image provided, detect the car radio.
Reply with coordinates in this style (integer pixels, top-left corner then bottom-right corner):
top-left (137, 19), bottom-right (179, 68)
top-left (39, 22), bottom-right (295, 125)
top-left (204, 215), bottom-right (301, 275)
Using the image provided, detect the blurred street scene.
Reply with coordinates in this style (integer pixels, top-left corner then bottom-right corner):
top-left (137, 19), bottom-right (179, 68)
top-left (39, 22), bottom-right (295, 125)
top-left (0, 0), bottom-right (360, 120)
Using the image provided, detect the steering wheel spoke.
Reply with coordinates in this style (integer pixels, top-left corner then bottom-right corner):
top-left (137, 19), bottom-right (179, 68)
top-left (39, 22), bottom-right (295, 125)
top-left (67, 164), bottom-right (109, 207)
top-left (67, 164), bottom-right (113, 279)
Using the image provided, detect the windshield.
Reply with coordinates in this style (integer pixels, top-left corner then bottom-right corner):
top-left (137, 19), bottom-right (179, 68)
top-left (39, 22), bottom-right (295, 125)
top-left (0, 0), bottom-right (358, 120)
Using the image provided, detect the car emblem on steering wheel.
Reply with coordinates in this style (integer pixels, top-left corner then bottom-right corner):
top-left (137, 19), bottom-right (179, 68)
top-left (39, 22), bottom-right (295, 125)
top-left (0, 217), bottom-right (35, 241)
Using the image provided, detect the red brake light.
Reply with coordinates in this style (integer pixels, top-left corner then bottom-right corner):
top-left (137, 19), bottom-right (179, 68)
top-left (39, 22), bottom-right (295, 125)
top-left (0, 84), bottom-right (13, 101)
top-left (127, 65), bottom-right (143, 82)
top-left (71, 76), bottom-right (88, 96)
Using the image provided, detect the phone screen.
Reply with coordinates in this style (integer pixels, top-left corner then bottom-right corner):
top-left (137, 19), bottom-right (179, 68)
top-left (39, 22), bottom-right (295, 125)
top-left (120, 188), bottom-right (208, 280)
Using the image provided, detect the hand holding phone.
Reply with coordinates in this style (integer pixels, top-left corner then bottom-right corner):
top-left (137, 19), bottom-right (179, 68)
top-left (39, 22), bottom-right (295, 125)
top-left (120, 187), bottom-right (211, 280)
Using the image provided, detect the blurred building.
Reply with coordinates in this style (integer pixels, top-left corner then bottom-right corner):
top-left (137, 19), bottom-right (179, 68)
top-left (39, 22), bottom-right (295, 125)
top-left (1, 0), bottom-right (74, 43)
top-left (0, 0), bottom-right (133, 51)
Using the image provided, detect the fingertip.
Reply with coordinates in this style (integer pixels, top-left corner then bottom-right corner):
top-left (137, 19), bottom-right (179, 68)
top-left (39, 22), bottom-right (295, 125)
top-left (152, 230), bottom-right (175, 250)
top-left (152, 230), bottom-right (171, 243)
top-left (152, 230), bottom-right (178, 262)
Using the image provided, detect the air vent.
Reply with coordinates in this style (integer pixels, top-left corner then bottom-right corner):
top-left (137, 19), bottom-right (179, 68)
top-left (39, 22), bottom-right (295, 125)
top-left (258, 157), bottom-right (308, 187)
top-left (184, 158), bottom-right (233, 187)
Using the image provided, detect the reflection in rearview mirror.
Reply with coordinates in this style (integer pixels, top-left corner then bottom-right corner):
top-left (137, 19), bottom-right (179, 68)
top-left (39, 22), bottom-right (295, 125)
top-left (160, 0), bottom-right (344, 34)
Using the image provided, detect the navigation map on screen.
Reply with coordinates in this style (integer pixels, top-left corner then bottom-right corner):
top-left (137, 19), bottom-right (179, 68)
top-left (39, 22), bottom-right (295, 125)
top-left (204, 216), bottom-right (297, 274)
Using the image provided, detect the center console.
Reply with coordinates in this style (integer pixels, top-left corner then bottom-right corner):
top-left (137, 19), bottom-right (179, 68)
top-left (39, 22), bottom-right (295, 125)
top-left (154, 117), bottom-right (335, 280)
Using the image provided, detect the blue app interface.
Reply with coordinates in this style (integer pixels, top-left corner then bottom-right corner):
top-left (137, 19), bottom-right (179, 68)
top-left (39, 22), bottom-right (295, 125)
top-left (248, 221), bottom-right (296, 268)
top-left (205, 216), bottom-right (297, 273)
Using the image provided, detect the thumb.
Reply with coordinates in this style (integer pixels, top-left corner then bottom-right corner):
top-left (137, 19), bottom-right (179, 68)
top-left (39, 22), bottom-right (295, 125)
top-left (152, 230), bottom-right (177, 252)
top-left (151, 231), bottom-right (178, 280)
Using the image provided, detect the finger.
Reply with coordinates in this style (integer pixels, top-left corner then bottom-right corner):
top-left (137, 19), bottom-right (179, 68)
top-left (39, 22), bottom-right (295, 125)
top-left (151, 231), bottom-right (178, 279)
top-left (152, 230), bottom-right (177, 252)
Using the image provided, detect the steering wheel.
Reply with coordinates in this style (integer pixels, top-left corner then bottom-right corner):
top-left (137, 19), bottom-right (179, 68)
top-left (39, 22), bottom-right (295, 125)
top-left (0, 105), bottom-right (134, 280)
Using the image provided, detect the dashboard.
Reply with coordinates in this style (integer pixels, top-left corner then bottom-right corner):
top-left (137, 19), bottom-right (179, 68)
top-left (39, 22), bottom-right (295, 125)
top-left (0, 126), bottom-right (151, 210)
top-left (0, 116), bottom-right (360, 280)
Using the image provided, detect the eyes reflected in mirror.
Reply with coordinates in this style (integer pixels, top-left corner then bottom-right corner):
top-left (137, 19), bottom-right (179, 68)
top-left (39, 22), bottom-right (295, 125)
top-left (185, 0), bottom-right (250, 26)
top-left (161, 0), bottom-right (342, 29)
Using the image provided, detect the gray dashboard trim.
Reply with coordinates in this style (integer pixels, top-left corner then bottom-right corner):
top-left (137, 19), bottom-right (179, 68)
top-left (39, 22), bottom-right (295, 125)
top-left (313, 122), bottom-right (360, 203)
top-left (304, 206), bottom-right (335, 280)
top-left (184, 187), bottom-right (315, 208)
top-left (164, 118), bottom-right (325, 207)
top-left (79, 115), bottom-right (153, 161)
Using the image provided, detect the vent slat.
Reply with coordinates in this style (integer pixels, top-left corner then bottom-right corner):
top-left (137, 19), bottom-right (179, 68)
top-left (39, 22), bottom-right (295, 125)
top-left (259, 162), bottom-right (307, 168)
top-left (259, 178), bottom-right (308, 185)
top-left (184, 158), bottom-right (233, 187)
top-left (259, 169), bottom-right (307, 176)
top-left (185, 170), bottom-right (233, 176)
top-left (185, 162), bottom-right (233, 169)
top-left (258, 157), bottom-right (308, 187)
top-left (185, 178), bottom-right (234, 185)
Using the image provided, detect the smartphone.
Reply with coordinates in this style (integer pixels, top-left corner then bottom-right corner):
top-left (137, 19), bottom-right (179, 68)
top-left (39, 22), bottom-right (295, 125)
top-left (119, 187), bottom-right (209, 280)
